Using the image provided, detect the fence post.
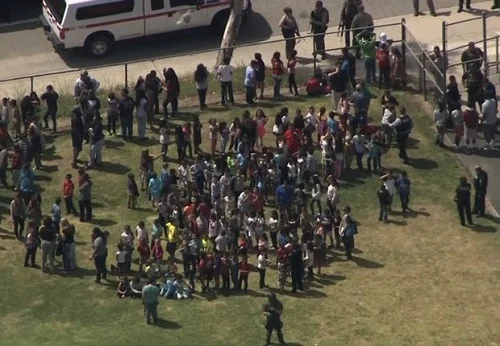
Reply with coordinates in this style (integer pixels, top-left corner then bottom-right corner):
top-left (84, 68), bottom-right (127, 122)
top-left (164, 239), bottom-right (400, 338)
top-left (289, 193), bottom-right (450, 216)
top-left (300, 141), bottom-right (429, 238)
top-left (312, 34), bottom-right (317, 73)
top-left (401, 18), bottom-right (406, 69)
top-left (124, 63), bottom-right (128, 90)
top-left (482, 13), bottom-right (488, 78)
top-left (30, 76), bottom-right (34, 94)
top-left (441, 21), bottom-right (447, 103)
top-left (422, 53), bottom-right (427, 101)
top-left (496, 36), bottom-right (499, 75)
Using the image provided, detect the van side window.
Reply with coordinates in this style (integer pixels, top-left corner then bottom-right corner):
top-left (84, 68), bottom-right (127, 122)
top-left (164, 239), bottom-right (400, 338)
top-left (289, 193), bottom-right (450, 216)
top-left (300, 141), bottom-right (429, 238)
top-left (75, 0), bottom-right (135, 20)
top-left (152, 0), bottom-right (165, 10)
top-left (169, 0), bottom-right (199, 8)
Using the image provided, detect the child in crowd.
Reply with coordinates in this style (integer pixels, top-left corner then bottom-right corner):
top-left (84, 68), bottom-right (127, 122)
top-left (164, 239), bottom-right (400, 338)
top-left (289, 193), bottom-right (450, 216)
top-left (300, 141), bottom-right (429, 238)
top-left (148, 172), bottom-right (162, 208)
top-left (268, 210), bottom-right (279, 250)
top-left (182, 122), bottom-right (193, 158)
top-left (175, 125), bottom-right (186, 160)
top-left (352, 130), bottom-right (366, 170)
top-left (62, 173), bottom-right (77, 215)
top-left (137, 238), bottom-right (150, 273)
top-left (116, 242), bottom-right (128, 275)
top-left (151, 238), bottom-right (164, 266)
top-left (376, 42), bottom-right (391, 89)
top-left (127, 173), bottom-right (139, 209)
top-left (116, 276), bottom-right (130, 298)
top-left (366, 134), bottom-right (381, 172)
top-left (209, 118), bottom-right (218, 156)
top-left (193, 116), bottom-right (202, 154)
top-left (238, 255), bottom-right (250, 292)
top-left (107, 92), bottom-right (118, 136)
top-left (51, 197), bottom-right (62, 233)
top-left (159, 119), bottom-right (168, 161)
top-left (219, 121), bottom-right (229, 154)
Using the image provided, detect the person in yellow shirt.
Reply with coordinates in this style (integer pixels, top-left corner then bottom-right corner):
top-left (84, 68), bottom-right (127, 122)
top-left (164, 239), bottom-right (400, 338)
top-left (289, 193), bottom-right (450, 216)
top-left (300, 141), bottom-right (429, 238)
top-left (201, 233), bottom-right (213, 254)
top-left (166, 220), bottom-right (179, 260)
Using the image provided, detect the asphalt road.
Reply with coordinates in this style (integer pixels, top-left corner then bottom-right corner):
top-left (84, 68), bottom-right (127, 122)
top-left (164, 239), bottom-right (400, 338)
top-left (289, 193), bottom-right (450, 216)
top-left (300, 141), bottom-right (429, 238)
top-left (0, 0), bottom-right (486, 80)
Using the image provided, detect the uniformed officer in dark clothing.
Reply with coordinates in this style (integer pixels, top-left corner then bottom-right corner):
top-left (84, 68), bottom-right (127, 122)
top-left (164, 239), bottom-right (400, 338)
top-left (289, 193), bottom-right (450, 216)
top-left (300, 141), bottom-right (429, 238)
top-left (340, 0), bottom-right (359, 48)
top-left (455, 177), bottom-right (473, 226)
top-left (391, 107), bottom-right (413, 165)
top-left (262, 293), bottom-right (285, 346)
top-left (289, 243), bottom-right (304, 293)
top-left (461, 67), bottom-right (485, 111)
top-left (472, 166), bottom-right (488, 217)
top-left (310, 1), bottom-right (329, 60)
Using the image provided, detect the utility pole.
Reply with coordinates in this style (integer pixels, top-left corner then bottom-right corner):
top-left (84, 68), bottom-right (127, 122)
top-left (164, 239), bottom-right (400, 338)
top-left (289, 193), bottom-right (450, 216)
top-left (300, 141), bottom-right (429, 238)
top-left (215, 0), bottom-right (244, 68)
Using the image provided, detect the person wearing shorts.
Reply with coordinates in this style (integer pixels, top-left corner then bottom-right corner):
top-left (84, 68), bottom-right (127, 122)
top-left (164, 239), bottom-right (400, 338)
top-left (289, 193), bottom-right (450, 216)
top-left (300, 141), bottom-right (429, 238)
top-left (463, 102), bottom-right (479, 152)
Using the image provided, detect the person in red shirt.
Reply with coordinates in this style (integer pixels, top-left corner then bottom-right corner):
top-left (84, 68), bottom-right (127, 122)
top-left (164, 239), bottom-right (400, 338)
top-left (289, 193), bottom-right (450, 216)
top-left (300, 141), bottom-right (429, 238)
top-left (271, 52), bottom-right (285, 98)
top-left (284, 124), bottom-right (302, 155)
top-left (238, 255), bottom-right (250, 292)
top-left (463, 102), bottom-right (479, 151)
top-left (137, 238), bottom-right (151, 273)
top-left (151, 238), bottom-right (164, 265)
top-left (62, 173), bottom-right (77, 215)
top-left (197, 198), bottom-right (211, 220)
top-left (250, 187), bottom-right (264, 212)
top-left (376, 43), bottom-right (391, 89)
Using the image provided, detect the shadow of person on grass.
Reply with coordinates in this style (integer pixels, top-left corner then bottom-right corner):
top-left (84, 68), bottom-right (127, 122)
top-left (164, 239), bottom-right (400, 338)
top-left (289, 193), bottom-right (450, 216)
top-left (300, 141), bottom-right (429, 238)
top-left (95, 162), bottom-right (131, 175)
top-left (470, 224), bottom-right (497, 233)
top-left (90, 219), bottom-right (118, 227)
top-left (155, 318), bottom-right (182, 329)
top-left (353, 257), bottom-right (384, 269)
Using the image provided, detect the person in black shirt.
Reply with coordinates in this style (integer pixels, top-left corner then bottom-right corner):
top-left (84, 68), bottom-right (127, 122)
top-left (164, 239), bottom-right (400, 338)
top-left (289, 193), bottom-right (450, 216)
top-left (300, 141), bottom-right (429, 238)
top-left (446, 75), bottom-right (461, 113)
top-left (289, 243), bottom-right (304, 292)
top-left (340, 0), bottom-right (359, 47)
top-left (293, 109), bottom-right (305, 131)
top-left (71, 106), bottom-right (85, 169)
top-left (377, 184), bottom-right (391, 222)
top-left (118, 88), bottom-right (135, 141)
top-left (41, 85), bottom-right (59, 133)
top-left (454, 177), bottom-right (473, 226)
top-left (310, 1), bottom-right (329, 60)
top-left (39, 217), bottom-right (56, 273)
top-left (341, 47), bottom-right (357, 89)
top-left (472, 166), bottom-right (488, 217)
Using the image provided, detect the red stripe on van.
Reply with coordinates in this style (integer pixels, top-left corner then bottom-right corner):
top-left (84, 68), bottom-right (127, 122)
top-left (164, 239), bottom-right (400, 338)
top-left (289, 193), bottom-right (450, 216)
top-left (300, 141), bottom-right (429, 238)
top-left (82, 2), bottom-right (230, 30)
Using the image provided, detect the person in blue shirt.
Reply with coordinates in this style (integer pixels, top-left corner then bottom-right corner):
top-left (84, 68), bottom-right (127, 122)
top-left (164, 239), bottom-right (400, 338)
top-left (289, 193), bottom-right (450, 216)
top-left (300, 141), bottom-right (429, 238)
top-left (326, 111), bottom-right (337, 136)
top-left (244, 60), bottom-right (257, 105)
top-left (275, 181), bottom-right (292, 211)
top-left (19, 163), bottom-right (35, 204)
top-left (51, 197), bottom-right (62, 233)
top-left (396, 171), bottom-right (411, 213)
top-left (148, 172), bottom-right (162, 208)
top-left (236, 152), bottom-right (248, 173)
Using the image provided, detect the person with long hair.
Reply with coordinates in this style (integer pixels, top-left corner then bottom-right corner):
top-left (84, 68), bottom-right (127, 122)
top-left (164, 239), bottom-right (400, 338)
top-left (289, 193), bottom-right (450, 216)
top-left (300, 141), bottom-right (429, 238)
top-left (271, 52), bottom-right (285, 98)
top-left (287, 50), bottom-right (299, 96)
top-left (163, 67), bottom-right (180, 117)
top-left (254, 53), bottom-right (266, 100)
top-left (194, 64), bottom-right (209, 109)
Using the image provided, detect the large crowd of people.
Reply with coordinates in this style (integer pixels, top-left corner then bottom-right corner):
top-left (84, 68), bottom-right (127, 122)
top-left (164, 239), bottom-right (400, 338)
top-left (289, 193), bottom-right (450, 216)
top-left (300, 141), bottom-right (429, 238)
top-left (0, 2), bottom-right (497, 337)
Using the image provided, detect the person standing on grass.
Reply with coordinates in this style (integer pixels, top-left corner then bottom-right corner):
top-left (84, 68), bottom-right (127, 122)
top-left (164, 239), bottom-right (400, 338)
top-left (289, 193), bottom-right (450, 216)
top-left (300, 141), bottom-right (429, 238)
top-left (163, 67), bottom-right (180, 118)
top-left (381, 170), bottom-right (396, 211)
top-left (328, 61), bottom-right (348, 113)
top-left (78, 173), bottom-right (92, 222)
top-left (24, 220), bottom-right (38, 268)
top-left (87, 116), bottom-right (105, 169)
top-left (244, 60), bottom-right (257, 105)
top-left (434, 101), bottom-right (447, 147)
top-left (39, 216), bottom-right (56, 274)
top-left (118, 89), bottom-right (135, 141)
top-left (194, 64), bottom-right (209, 110)
top-left (61, 218), bottom-right (77, 271)
top-left (257, 249), bottom-right (271, 290)
top-left (340, 206), bottom-right (357, 260)
top-left (217, 57), bottom-right (235, 106)
top-left (142, 277), bottom-right (160, 324)
top-left (279, 7), bottom-right (300, 60)
top-left (455, 177), bottom-right (473, 226)
top-left (341, 47), bottom-right (357, 90)
top-left (397, 171), bottom-right (411, 213)
top-left (356, 30), bottom-right (377, 85)
top-left (262, 293), bottom-right (286, 346)
top-left (19, 163), bottom-right (35, 205)
top-left (391, 106), bottom-right (413, 165)
top-left (254, 53), bottom-right (266, 100)
top-left (90, 227), bottom-right (108, 283)
top-left (10, 193), bottom-right (26, 239)
top-left (377, 183), bottom-right (390, 223)
top-left (271, 52), bottom-right (286, 99)
top-left (287, 50), bottom-right (299, 96)
top-left (135, 89), bottom-right (149, 141)
top-left (290, 242), bottom-right (304, 293)
top-left (472, 166), bottom-right (488, 217)
top-left (41, 85), bottom-right (59, 133)
top-left (70, 106), bottom-right (85, 168)
top-left (351, 5), bottom-right (374, 58)
top-left (376, 43), bottom-right (391, 89)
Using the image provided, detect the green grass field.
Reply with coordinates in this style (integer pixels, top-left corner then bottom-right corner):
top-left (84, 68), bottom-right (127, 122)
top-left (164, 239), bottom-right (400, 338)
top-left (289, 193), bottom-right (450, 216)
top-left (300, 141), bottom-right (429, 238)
top-left (0, 80), bottom-right (499, 346)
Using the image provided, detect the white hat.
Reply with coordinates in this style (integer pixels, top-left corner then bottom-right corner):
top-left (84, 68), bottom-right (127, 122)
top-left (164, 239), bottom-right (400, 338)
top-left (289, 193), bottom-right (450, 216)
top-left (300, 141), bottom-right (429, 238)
top-left (379, 33), bottom-right (388, 43)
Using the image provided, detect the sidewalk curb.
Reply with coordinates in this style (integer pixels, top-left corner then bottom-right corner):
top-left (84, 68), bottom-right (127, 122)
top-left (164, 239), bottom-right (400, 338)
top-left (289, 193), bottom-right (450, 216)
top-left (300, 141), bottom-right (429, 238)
top-left (0, 18), bottom-right (39, 29)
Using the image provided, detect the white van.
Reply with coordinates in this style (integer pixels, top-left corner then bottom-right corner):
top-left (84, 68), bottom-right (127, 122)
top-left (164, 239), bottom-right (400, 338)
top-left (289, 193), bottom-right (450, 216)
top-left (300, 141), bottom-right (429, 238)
top-left (41, 0), bottom-right (252, 57)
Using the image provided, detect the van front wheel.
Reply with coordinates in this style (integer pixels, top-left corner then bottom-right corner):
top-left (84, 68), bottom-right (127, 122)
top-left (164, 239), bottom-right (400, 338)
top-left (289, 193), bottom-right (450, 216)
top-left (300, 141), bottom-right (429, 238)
top-left (85, 34), bottom-right (114, 58)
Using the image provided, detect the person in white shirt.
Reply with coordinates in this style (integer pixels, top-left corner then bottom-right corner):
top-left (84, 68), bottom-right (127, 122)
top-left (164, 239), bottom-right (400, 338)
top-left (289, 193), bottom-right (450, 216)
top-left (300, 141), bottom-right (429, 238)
top-left (381, 170), bottom-right (397, 211)
top-left (309, 174), bottom-right (322, 215)
top-left (215, 230), bottom-right (228, 253)
top-left (326, 177), bottom-right (340, 213)
top-left (217, 57), bottom-right (234, 106)
top-left (74, 70), bottom-right (100, 99)
top-left (257, 250), bottom-right (271, 289)
top-left (135, 221), bottom-right (149, 244)
top-left (433, 102), bottom-right (448, 147)
top-left (481, 94), bottom-right (497, 149)
top-left (304, 106), bottom-right (318, 139)
top-left (352, 130), bottom-right (367, 170)
top-left (381, 104), bottom-right (396, 144)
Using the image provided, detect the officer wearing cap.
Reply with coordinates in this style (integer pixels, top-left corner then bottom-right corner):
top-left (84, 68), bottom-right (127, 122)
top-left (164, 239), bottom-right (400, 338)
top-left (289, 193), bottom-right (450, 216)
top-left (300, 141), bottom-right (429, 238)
top-left (262, 293), bottom-right (285, 345)
top-left (391, 106), bottom-right (413, 165)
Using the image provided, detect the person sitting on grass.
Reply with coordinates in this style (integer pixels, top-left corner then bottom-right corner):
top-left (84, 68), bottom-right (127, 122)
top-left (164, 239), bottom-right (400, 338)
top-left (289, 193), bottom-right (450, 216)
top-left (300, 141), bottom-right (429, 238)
top-left (130, 275), bottom-right (144, 299)
top-left (117, 276), bottom-right (130, 298)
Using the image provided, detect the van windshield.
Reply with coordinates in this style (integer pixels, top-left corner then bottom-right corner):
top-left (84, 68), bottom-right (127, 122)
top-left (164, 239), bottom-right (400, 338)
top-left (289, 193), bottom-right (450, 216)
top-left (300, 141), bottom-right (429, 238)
top-left (45, 0), bottom-right (67, 23)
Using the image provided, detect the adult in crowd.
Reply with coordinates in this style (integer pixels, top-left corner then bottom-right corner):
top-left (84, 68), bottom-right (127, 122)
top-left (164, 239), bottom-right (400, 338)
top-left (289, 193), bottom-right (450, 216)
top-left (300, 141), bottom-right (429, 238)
top-left (74, 70), bottom-right (100, 100)
top-left (144, 70), bottom-right (162, 115)
top-left (262, 293), bottom-right (285, 345)
top-left (135, 89), bottom-right (149, 141)
top-left (217, 57), bottom-right (235, 106)
top-left (142, 277), bottom-right (160, 324)
top-left (462, 66), bottom-right (484, 111)
top-left (310, 1), bottom-right (329, 61)
top-left (10, 193), bottom-right (26, 239)
top-left (39, 216), bottom-right (56, 273)
top-left (19, 163), bottom-right (35, 204)
top-left (340, 0), bottom-right (359, 48)
top-left (244, 60), bottom-right (258, 105)
top-left (70, 106), bottom-right (85, 169)
top-left (79, 173), bottom-right (93, 222)
top-left (61, 218), bottom-right (77, 271)
top-left (341, 47), bottom-right (357, 89)
top-left (481, 91), bottom-right (497, 150)
top-left (413, 0), bottom-right (436, 16)
top-left (87, 116), bottom-right (105, 169)
top-left (455, 177), bottom-right (473, 226)
top-left (279, 7), bottom-right (300, 60)
top-left (118, 88), bottom-right (135, 141)
top-left (461, 42), bottom-right (484, 72)
top-left (391, 106), bottom-right (413, 165)
top-left (90, 227), bottom-right (108, 283)
top-left (351, 5), bottom-right (374, 58)
top-left (41, 85), bottom-right (59, 133)
top-left (194, 64), bottom-right (209, 110)
top-left (328, 61), bottom-right (349, 112)
top-left (472, 166), bottom-right (488, 218)
top-left (24, 220), bottom-right (38, 268)
top-left (163, 67), bottom-right (180, 118)
top-left (339, 206), bottom-right (357, 260)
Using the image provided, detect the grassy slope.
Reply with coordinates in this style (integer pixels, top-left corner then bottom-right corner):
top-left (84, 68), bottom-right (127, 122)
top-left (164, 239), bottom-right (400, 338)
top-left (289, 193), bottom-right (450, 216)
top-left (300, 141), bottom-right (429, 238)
top-left (0, 81), bottom-right (499, 346)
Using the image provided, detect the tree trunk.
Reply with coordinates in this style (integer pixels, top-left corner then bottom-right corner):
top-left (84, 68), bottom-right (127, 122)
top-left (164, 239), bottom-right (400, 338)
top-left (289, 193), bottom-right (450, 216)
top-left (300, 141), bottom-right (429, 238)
top-left (215, 0), bottom-right (244, 68)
